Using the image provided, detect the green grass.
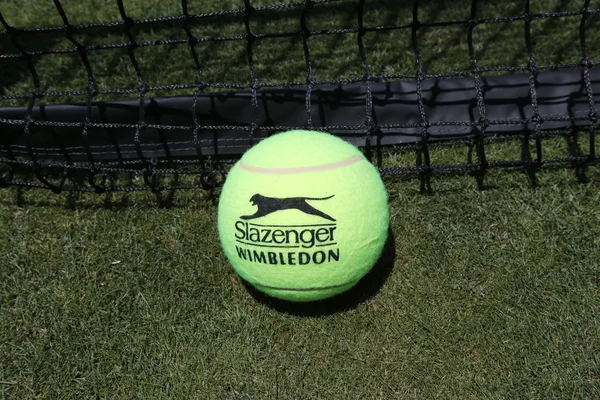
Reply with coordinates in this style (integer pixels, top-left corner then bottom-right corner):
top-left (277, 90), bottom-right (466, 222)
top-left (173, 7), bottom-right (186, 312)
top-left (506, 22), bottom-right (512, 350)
top-left (1, 169), bottom-right (599, 398)
top-left (1, 0), bottom-right (600, 398)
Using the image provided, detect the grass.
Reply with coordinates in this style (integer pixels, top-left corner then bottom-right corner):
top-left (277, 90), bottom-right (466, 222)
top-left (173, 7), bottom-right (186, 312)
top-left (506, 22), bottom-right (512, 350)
top-left (1, 169), bottom-right (599, 398)
top-left (1, 0), bottom-right (600, 398)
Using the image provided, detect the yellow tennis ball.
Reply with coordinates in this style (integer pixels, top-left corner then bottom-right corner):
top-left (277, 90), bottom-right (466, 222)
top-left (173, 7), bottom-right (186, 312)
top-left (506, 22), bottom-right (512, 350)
top-left (218, 130), bottom-right (389, 302)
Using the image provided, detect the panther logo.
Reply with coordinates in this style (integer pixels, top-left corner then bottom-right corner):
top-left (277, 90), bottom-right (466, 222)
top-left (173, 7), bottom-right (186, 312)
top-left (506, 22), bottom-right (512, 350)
top-left (240, 194), bottom-right (335, 221)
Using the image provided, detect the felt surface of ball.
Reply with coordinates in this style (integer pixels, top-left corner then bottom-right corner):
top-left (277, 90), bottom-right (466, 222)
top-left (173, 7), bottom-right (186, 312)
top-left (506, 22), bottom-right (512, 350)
top-left (218, 130), bottom-right (389, 302)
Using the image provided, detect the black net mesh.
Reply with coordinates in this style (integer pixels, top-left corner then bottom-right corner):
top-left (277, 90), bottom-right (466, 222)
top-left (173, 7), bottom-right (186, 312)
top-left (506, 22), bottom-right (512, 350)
top-left (0, 0), bottom-right (598, 192)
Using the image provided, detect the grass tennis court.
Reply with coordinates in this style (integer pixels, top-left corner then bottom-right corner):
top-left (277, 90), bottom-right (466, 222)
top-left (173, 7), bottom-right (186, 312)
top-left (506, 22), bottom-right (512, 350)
top-left (1, 0), bottom-right (600, 398)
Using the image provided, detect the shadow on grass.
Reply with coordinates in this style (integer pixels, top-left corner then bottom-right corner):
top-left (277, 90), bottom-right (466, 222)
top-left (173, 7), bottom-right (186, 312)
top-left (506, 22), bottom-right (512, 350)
top-left (4, 160), bottom-right (598, 210)
top-left (241, 227), bottom-right (396, 316)
top-left (0, 163), bottom-right (225, 209)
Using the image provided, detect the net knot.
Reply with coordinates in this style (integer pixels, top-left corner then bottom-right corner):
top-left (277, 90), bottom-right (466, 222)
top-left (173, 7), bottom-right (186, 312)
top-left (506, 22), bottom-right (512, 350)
top-left (366, 121), bottom-right (379, 136)
top-left (63, 24), bottom-right (74, 35)
top-left (140, 83), bottom-right (150, 94)
top-left (477, 118), bottom-right (489, 131)
top-left (531, 114), bottom-right (544, 125)
top-left (589, 112), bottom-right (599, 123)
top-left (528, 64), bottom-right (538, 74)
top-left (87, 82), bottom-right (97, 97)
top-left (249, 122), bottom-right (259, 133)
top-left (580, 58), bottom-right (593, 68)
top-left (75, 42), bottom-right (87, 52)
top-left (123, 17), bottom-right (135, 27)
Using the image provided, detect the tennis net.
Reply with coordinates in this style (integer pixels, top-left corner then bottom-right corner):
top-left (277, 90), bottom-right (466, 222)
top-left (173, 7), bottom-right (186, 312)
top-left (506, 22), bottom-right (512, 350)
top-left (0, 0), bottom-right (598, 192)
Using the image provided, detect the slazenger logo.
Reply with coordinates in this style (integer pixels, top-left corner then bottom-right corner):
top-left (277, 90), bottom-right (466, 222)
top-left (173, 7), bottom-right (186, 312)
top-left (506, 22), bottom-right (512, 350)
top-left (240, 194), bottom-right (335, 221)
top-left (233, 193), bottom-right (340, 266)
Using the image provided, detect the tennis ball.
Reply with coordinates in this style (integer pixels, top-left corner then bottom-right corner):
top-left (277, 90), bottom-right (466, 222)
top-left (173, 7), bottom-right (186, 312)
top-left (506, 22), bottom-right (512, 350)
top-left (218, 130), bottom-right (389, 302)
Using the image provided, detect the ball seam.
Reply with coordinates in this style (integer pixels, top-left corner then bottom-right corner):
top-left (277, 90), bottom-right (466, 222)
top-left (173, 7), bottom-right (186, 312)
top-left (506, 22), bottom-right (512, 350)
top-left (239, 155), bottom-right (363, 175)
top-left (251, 279), bottom-right (359, 292)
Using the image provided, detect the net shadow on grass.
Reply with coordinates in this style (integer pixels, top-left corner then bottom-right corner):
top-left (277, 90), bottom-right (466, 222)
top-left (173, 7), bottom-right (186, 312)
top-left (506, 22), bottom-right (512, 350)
top-left (241, 226), bottom-right (396, 317)
top-left (1, 174), bottom-right (223, 210)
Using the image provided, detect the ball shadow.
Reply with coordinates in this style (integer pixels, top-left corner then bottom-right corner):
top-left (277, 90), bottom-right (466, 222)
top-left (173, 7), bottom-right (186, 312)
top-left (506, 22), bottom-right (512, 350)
top-left (241, 227), bottom-right (396, 316)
